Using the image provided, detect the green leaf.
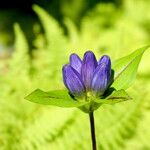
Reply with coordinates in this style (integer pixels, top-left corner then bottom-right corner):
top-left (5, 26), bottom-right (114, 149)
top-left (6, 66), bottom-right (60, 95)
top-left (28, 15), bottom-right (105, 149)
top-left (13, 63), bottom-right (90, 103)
top-left (25, 89), bottom-right (88, 108)
top-left (94, 89), bottom-right (131, 105)
top-left (111, 46), bottom-right (150, 90)
top-left (106, 89), bottom-right (131, 102)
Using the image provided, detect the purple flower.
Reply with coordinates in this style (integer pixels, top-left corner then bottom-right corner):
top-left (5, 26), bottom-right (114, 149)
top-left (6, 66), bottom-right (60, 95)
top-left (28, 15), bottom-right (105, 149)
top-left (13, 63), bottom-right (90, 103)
top-left (62, 51), bottom-right (111, 98)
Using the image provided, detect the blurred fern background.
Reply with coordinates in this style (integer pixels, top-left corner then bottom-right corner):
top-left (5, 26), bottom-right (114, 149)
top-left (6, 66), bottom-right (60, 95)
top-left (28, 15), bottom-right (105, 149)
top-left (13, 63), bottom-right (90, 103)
top-left (0, 0), bottom-right (150, 150)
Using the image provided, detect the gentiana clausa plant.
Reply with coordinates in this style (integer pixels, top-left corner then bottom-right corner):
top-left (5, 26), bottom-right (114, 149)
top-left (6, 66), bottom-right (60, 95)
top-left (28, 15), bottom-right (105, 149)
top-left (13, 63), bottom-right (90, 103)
top-left (26, 46), bottom-right (149, 150)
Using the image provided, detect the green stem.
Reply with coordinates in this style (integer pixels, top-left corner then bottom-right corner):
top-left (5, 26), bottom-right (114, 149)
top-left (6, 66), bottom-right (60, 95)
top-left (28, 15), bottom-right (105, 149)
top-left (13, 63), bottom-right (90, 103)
top-left (89, 112), bottom-right (97, 150)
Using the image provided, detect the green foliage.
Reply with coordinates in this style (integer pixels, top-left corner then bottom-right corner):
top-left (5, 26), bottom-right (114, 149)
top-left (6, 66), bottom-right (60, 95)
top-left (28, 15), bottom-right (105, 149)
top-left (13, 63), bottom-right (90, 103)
top-left (0, 1), bottom-right (150, 150)
top-left (9, 23), bottom-right (30, 78)
top-left (26, 89), bottom-right (88, 107)
top-left (32, 5), bottom-right (69, 88)
top-left (95, 89), bottom-right (131, 105)
top-left (111, 46), bottom-right (149, 90)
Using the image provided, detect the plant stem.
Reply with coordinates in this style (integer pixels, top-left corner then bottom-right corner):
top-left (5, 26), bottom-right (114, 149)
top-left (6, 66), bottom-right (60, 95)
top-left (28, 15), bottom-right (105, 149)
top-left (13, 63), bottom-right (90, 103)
top-left (89, 112), bottom-right (97, 150)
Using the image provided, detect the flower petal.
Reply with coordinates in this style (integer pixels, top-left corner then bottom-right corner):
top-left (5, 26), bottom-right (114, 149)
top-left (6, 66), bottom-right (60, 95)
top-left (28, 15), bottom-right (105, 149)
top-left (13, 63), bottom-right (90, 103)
top-left (81, 51), bottom-right (97, 90)
top-left (62, 65), bottom-right (85, 97)
top-left (91, 59), bottom-right (111, 96)
top-left (70, 53), bottom-right (82, 74)
top-left (98, 55), bottom-right (111, 65)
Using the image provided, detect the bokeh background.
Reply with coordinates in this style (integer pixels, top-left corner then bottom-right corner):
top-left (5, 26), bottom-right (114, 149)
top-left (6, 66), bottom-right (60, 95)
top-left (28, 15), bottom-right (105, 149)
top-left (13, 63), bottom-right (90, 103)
top-left (0, 0), bottom-right (150, 149)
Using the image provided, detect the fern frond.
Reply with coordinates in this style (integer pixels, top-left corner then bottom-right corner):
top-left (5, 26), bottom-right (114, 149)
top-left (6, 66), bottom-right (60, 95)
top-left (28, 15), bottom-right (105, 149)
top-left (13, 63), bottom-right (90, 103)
top-left (32, 5), bottom-right (70, 88)
top-left (9, 23), bottom-right (30, 78)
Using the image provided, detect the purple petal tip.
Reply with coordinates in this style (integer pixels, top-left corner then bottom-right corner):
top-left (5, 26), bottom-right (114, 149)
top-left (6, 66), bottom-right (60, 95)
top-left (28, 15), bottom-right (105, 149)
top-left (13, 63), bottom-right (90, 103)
top-left (81, 51), bottom-right (97, 90)
top-left (70, 53), bottom-right (82, 74)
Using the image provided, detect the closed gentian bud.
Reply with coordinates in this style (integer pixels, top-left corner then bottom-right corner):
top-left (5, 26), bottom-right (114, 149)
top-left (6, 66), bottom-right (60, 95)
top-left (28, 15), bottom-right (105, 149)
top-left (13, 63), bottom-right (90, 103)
top-left (91, 56), bottom-right (111, 96)
top-left (81, 51), bottom-right (97, 90)
top-left (62, 65), bottom-right (85, 98)
top-left (70, 53), bottom-right (82, 74)
top-left (62, 51), bottom-right (112, 102)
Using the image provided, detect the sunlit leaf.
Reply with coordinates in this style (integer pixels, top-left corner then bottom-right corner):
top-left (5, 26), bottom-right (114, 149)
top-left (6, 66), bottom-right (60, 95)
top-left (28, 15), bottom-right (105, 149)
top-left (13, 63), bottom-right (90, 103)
top-left (94, 89), bottom-right (131, 105)
top-left (111, 46), bottom-right (150, 90)
top-left (25, 89), bottom-right (88, 107)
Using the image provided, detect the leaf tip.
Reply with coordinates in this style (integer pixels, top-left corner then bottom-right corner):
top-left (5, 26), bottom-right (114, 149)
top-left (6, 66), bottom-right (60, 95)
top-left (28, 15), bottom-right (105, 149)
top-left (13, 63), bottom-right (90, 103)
top-left (24, 89), bottom-right (40, 101)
